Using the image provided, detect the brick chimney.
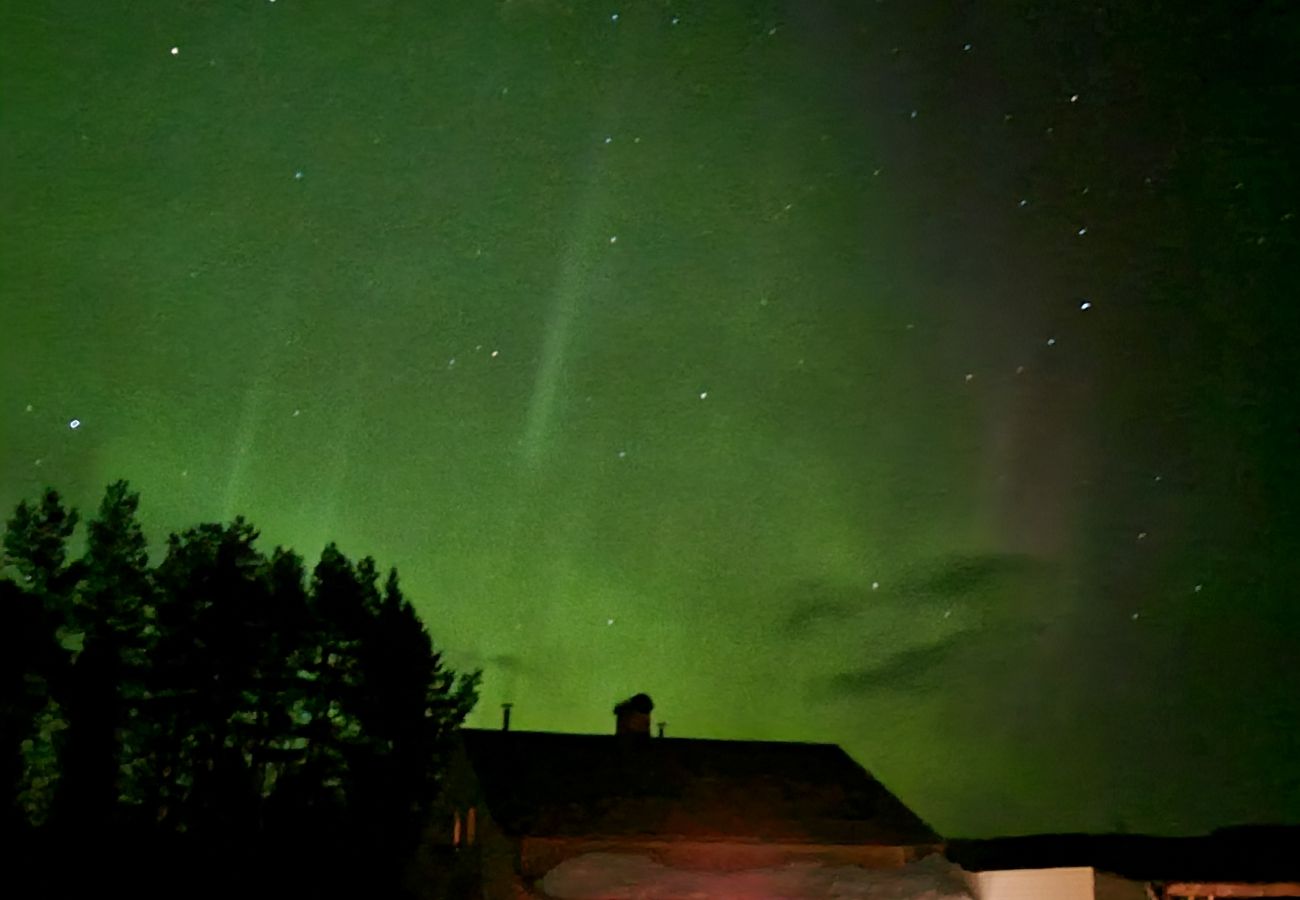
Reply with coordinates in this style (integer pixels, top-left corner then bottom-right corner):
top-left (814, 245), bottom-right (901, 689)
top-left (613, 693), bottom-right (654, 736)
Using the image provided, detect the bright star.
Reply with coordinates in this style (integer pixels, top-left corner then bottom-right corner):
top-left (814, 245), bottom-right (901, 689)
top-left (69, 419), bottom-right (81, 429)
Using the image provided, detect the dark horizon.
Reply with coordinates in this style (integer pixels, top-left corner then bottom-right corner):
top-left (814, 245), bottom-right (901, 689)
top-left (3, 1), bottom-right (1297, 838)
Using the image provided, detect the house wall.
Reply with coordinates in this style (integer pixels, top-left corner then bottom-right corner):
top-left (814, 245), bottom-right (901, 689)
top-left (519, 836), bottom-right (925, 878)
top-left (1094, 872), bottom-right (1151, 900)
top-left (406, 741), bottom-right (527, 900)
top-left (963, 866), bottom-right (1096, 900)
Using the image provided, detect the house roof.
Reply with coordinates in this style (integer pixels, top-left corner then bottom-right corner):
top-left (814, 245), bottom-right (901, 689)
top-left (458, 728), bottom-right (942, 847)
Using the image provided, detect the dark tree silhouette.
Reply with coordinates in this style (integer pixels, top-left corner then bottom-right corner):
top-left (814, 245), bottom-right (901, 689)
top-left (0, 579), bottom-right (64, 836)
top-left (1, 489), bottom-right (79, 833)
top-left (54, 481), bottom-right (153, 834)
top-left (1, 488), bottom-right (80, 603)
top-left (1, 483), bottom-right (481, 898)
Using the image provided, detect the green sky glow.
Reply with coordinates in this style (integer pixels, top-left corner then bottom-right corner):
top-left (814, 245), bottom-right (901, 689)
top-left (3, 1), bottom-right (1297, 836)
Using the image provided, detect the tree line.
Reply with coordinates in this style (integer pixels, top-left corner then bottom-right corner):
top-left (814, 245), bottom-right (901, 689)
top-left (1, 481), bottom-right (480, 897)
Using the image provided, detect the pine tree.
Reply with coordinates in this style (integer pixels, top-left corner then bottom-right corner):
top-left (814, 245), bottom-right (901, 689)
top-left (3, 483), bottom-right (482, 895)
top-left (1, 488), bottom-right (80, 605)
top-left (54, 481), bottom-right (154, 831)
top-left (1, 489), bottom-right (79, 831)
top-left (147, 519), bottom-right (267, 836)
top-left (0, 579), bottom-right (64, 834)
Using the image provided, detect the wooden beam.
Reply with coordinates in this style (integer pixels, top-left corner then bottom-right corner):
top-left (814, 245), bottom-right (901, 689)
top-left (1165, 883), bottom-right (1300, 898)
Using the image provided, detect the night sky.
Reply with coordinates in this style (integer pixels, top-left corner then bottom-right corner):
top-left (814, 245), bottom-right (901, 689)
top-left (3, 1), bottom-right (1298, 838)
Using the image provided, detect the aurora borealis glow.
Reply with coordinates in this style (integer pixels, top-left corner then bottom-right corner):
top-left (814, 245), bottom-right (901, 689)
top-left (2, 1), bottom-right (1297, 837)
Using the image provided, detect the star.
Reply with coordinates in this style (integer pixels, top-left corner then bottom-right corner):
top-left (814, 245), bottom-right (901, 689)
top-left (698, 391), bottom-right (708, 400)
top-left (1047, 337), bottom-right (1056, 346)
top-left (871, 581), bottom-right (880, 590)
top-left (609, 235), bottom-right (617, 244)
top-left (170, 47), bottom-right (179, 56)
top-left (24, 404), bottom-right (33, 412)
top-left (1077, 226), bottom-right (1088, 236)
top-left (69, 418), bottom-right (81, 429)
top-left (1079, 301), bottom-right (1092, 310)
top-left (294, 170), bottom-right (304, 180)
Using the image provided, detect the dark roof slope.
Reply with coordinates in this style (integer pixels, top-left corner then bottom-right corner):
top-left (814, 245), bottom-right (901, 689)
top-left (459, 729), bottom-right (941, 846)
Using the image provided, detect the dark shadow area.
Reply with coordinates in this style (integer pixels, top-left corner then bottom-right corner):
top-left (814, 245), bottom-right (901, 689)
top-left (946, 825), bottom-right (1300, 882)
top-left (2, 482), bottom-right (482, 900)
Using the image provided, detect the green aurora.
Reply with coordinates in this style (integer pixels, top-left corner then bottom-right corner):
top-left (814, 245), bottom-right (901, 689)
top-left (3, 1), bottom-right (1297, 836)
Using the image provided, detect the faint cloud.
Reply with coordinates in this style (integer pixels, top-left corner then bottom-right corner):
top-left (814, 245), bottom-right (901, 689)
top-left (782, 580), bottom-right (874, 636)
top-left (901, 553), bottom-right (1040, 598)
top-left (487, 653), bottom-right (527, 672)
top-left (813, 638), bottom-right (963, 698)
